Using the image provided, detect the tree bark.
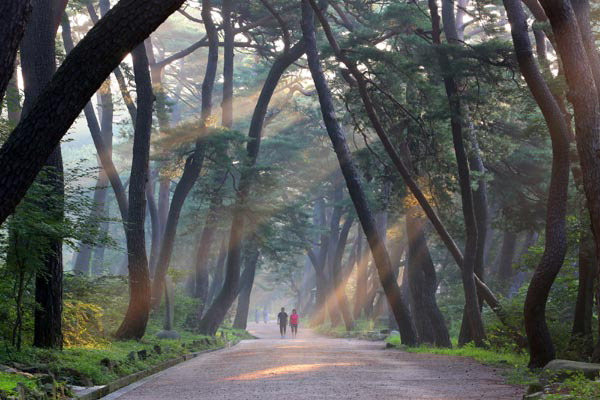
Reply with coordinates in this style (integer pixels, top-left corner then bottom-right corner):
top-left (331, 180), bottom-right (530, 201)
top-left (0, 0), bottom-right (187, 226)
top-left (571, 211), bottom-right (595, 355)
top-left (353, 229), bottom-right (368, 318)
top-left (301, 0), bottom-right (416, 345)
top-left (114, 43), bottom-right (154, 340)
top-left (497, 231), bottom-right (518, 285)
top-left (502, 0), bottom-right (571, 367)
top-left (207, 235), bottom-right (228, 305)
top-left (233, 246), bottom-right (260, 330)
top-left (332, 216), bottom-right (355, 331)
top-left (0, 0), bottom-right (31, 104)
top-left (21, 0), bottom-right (64, 350)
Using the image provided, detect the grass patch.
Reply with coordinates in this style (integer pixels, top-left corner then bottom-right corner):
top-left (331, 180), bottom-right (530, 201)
top-left (0, 328), bottom-right (249, 387)
top-left (0, 371), bottom-right (37, 395)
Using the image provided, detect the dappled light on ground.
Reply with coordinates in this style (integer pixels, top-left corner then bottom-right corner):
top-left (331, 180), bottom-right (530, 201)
top-left (223, 362), bottom-right (359, 381)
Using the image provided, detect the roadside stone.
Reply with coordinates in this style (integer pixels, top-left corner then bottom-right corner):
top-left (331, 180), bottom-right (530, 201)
top-left (38, 374), bottom-right (54, 385)
top-left (137, 350), bottom-right (148, 361)
top-left (153, 345), bottom-right (162, 355)
top-left (20, 364), bottom-right (50, 374)
top-left (544, 359), bottom-right (600, 380)
top-left (60, 367), bottom-right (94, 387)
top-left (156, 330), bottom-right (181, 340)
top-left (0, 365), bottom-right (16, 373)
top-left (385, 342), bottom-right (396, 349)
top-left (127, 351), bottom-right (136, 361)
top-left (100, 358), bottom-right (115, 370)
top-left (523, 391), bottom-right (545, 399)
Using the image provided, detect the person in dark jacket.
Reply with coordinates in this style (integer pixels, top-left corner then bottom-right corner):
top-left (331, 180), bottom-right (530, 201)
top-left (277, 307), bottom-right (288, 338)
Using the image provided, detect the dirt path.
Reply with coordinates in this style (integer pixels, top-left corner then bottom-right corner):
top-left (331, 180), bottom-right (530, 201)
top-left (106, 322), bottom-right (523, 399)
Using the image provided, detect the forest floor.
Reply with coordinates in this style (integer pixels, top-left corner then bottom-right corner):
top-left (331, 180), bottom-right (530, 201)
top-left (105, 322), bottom-right (524, 399)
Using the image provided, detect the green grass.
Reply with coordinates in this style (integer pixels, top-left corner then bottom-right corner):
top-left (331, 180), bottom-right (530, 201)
top-left (0, 328), bottom-right (249, 387)
top-left (0, 371), bottom-right (37, 395)
top-left (386, 335), bottom-right (528, 367)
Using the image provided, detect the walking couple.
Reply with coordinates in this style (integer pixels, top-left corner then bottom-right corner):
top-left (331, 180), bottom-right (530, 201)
top-left (277, 307), bottom-right (299, 338)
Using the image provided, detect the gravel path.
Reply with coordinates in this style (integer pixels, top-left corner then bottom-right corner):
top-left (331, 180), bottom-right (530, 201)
top-left (107, 322), bottom-right (523, 399)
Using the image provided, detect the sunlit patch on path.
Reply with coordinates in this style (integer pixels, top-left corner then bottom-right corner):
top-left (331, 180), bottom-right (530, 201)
top-left (223, 362), bottom-right (359, 381)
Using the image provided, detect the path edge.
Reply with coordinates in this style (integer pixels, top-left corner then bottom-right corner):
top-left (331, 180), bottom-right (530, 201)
top-left (75, 342), bottom-right (240, 400)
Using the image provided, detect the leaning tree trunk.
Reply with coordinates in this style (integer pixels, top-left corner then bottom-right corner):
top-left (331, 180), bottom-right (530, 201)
top-left (0, 0), bottom-right (187, 226)
top-left (21, 0), bottom-right (64, 350)
top-left (114, 43), bottom-right (154, 340)
top-left (502, 0), bottom-right (571, 368)
top-left (197, 38), bottom-right (307, 336)
top-left (332, 216), bottom-right (355, 331)
top-left (233, 246), bottom-right (260, 330)
top-left (301, 0), bottom-right (416, 345)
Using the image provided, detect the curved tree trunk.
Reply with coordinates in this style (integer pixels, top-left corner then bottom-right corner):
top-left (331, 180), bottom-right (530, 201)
top-left (0, 0), bottom-right (187, 226)
top-left (502, 0), bottom-right (571, 367)
top-left (114, 43), bottom-right (154, 340)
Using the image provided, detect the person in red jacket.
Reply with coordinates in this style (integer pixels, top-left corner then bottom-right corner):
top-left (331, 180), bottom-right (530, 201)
top-left (289, 309), bottom-right (299, 338)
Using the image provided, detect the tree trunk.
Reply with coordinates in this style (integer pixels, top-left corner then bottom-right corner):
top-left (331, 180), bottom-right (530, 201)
top-left (572, 211), bottom-right (595, 355)
top-left (497, 231), bottom-right (518, 285)
top-left (406, 208), bottom-right (451, 347)
top-left (114, 43), bottom-right (154, 340)
top-left (207, 235), bottom-right (228, 306)
top-left (301, 0), bottom-right (416, 345)
top-left (197, 38), bottom-right (306, 335)
top-left (0, 0), bottom-right (31, 104)
top-left (73, 171), bottom-right (109, 275)
top-left (437, 0), bottom-right (486, 347)
top-left (193, 177), bottom-right (223, 314)
top-left (325, 184), bottom-right (344, 327)
top-left (233, 246), bottom-right (260, 330)
top-left (353, 229), bottom-right (368, 319)
top-left (146, 178), bottom-right (160, 276)
top-left (21, 0), bottom-right (64, 350)
top-left (502, 0), bottom-right (571, 367)
top-left (332, 216), bottom-right (355, 331)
